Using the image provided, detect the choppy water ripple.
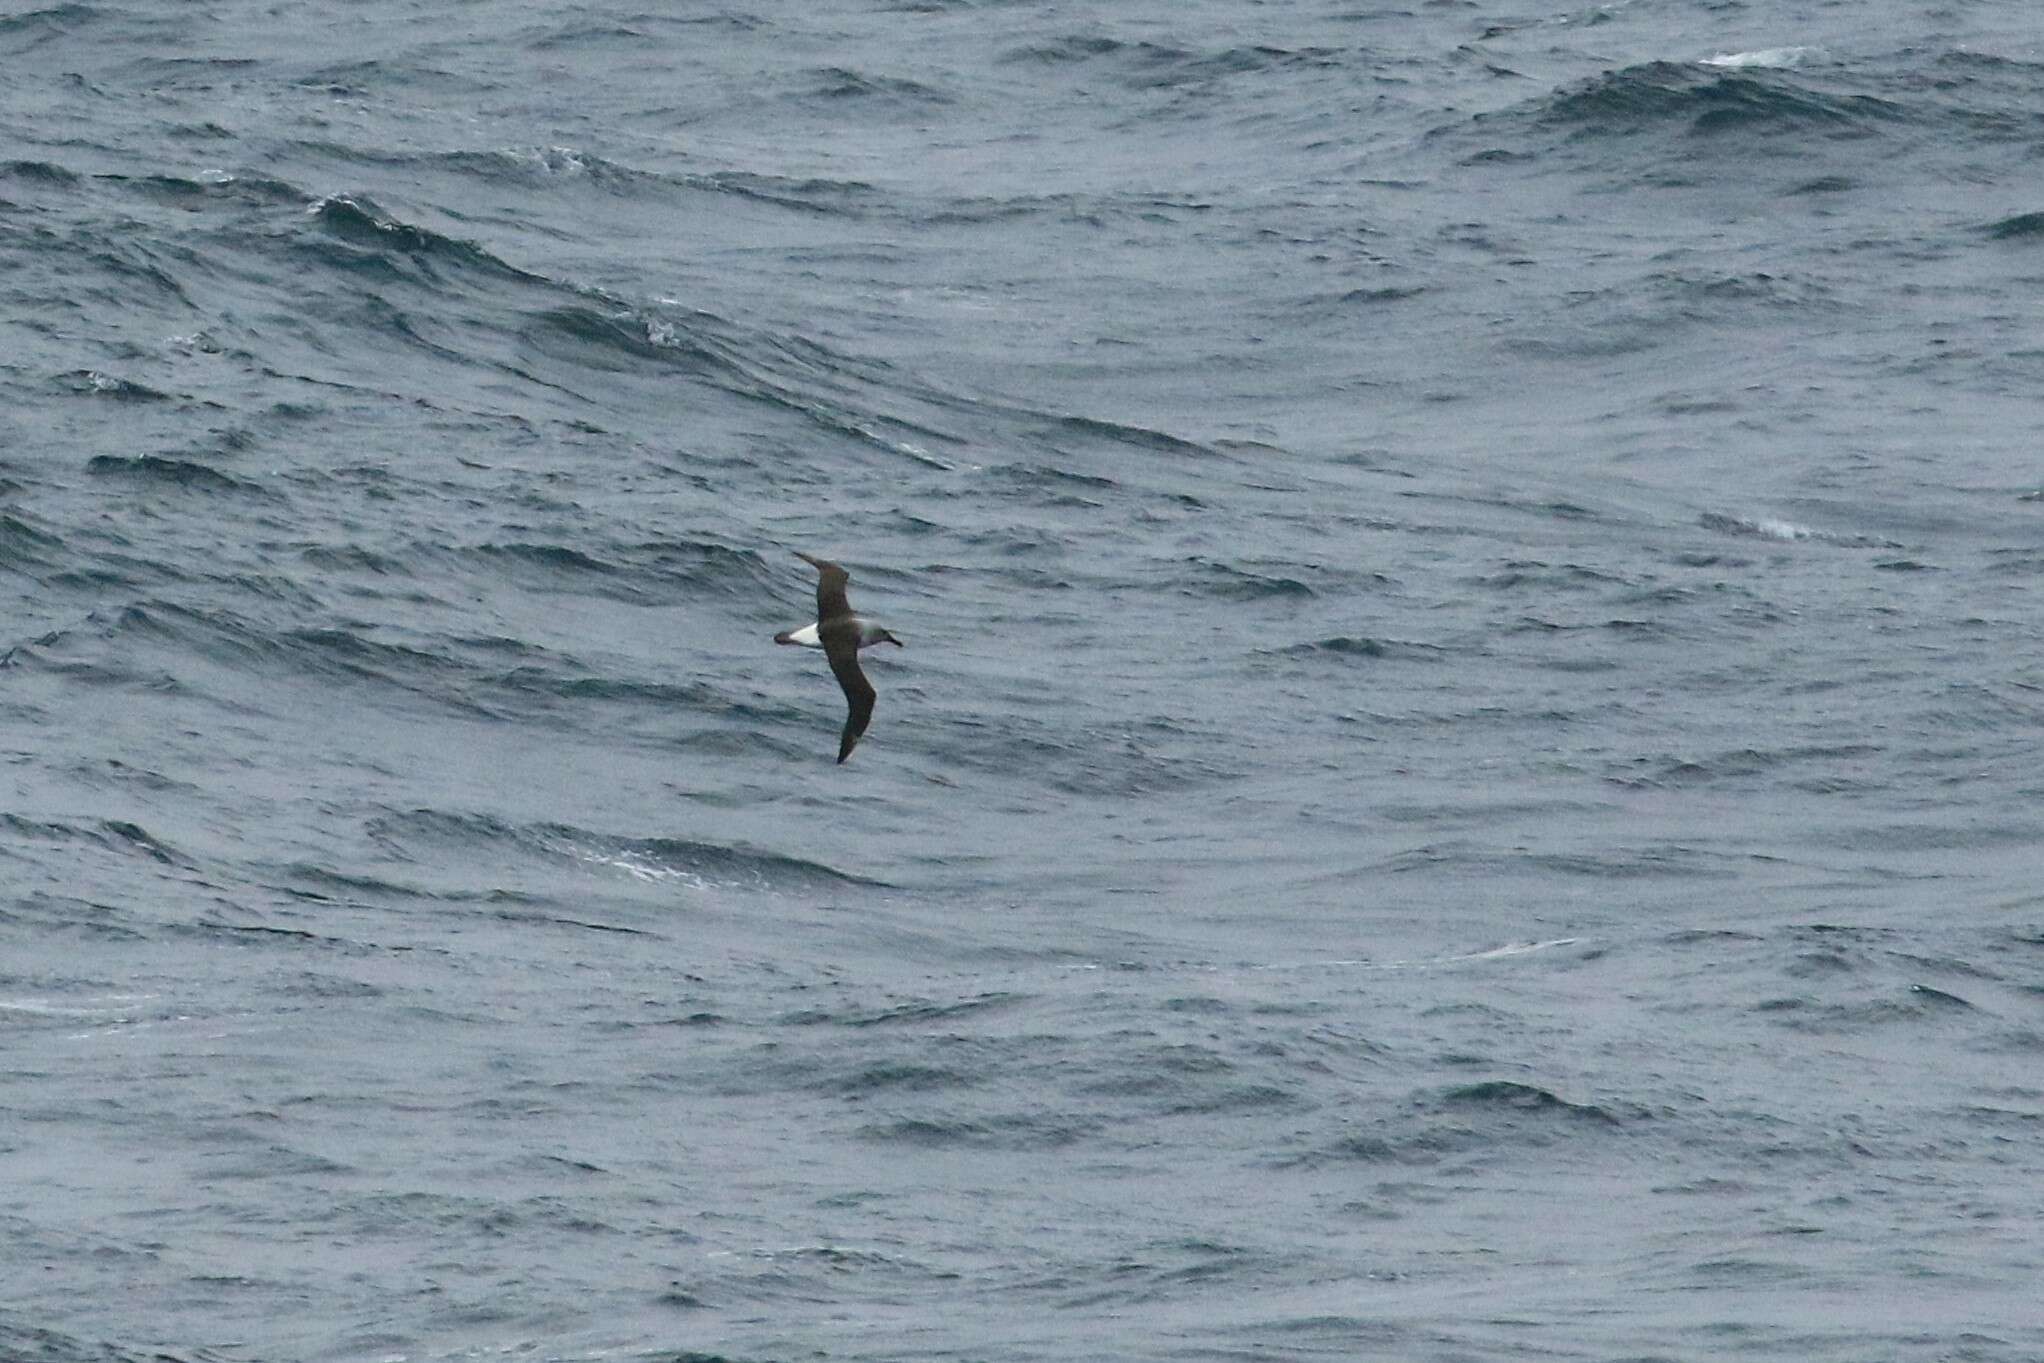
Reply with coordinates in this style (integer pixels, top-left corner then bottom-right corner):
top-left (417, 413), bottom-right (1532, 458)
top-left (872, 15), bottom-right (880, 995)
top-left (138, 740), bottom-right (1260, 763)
top-left (5, 1), bottom-right (2044, 1360)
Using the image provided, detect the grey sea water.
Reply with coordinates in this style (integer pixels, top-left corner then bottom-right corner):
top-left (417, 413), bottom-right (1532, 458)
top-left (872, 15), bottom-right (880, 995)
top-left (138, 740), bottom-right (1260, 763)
top-left (5, 0), bottom-right (2044, 1359)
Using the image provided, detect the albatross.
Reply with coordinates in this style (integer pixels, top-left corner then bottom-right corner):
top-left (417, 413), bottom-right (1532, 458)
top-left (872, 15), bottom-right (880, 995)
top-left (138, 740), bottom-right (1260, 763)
top-left (775, 551), bottom-right (903, 763)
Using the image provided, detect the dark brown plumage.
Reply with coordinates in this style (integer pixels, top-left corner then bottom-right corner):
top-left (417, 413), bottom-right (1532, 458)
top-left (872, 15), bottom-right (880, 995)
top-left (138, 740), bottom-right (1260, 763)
top-left (799, 550), bottom-right (852, 623)
top-left (824, 629), bottom-right (876, 763)
top-left (775, 551), bottom-right (902, 763)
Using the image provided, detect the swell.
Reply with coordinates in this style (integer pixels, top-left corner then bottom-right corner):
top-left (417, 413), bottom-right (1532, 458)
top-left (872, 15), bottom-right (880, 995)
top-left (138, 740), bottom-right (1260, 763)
top-left (9, 587), bottom-right (803, 741)
top-left (999, 33), bottom-right (1350, 89)
top-left (14, 149), bottom-right (1236, 505)
top-left (364, 808), bottom-right (888, 890)
top-left (300, 193), bottom-right (546, 285)
top-left (1532, 60), bottom-right (1906, 138)
top-left (0, 813), bottom-right (193, 868)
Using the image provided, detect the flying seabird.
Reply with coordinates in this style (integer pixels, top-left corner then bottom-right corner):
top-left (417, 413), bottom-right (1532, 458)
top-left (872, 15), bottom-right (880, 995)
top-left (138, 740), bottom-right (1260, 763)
top-left (775, 551), bottom-right (903, 763)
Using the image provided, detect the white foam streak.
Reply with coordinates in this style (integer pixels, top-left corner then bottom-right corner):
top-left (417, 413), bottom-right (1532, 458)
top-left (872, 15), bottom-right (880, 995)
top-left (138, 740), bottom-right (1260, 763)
top-left (1702, 46), bottom-right (1817, 70)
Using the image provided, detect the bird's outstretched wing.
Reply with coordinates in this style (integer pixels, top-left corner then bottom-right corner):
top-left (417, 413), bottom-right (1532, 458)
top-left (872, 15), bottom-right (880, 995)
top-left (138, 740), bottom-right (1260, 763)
top-left (796, 551), bottom-right (852, 623)
top-left (824, 630), bottom-right (877, 764)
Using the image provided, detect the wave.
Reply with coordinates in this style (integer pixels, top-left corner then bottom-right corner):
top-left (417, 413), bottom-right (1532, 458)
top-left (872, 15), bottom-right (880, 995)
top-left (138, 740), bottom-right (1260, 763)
top-left (1786, 173), bottom-right (1855, 195)
top-left (107, 169), bottom-right (303, 209)
top-left (1376, 841), bottom-right (1744, 880)
top-left (857, 1111), bottom-right (1100, 1150)
top-left (1001, 33), bottom-right (1129, 65)
top-left (0, 1322), bottom-right (224, 1363)
top-left (686, 169), bottom-right (882, 217)
top-left (0, 813), bottom-right (193, 868)
top-left (1273, 1079), bottom-right (1636, 1171)
top-left (0, 157), bottom-right (80, 185)
top-left (807, 65), bottom-right (954, 105)
top-left (1612, 744), bottom-right (1886, 791)
top-left (468, 537), bottom-right (774, 603)
top-left (314, 143), bottom-right (664, 197)
top-left (1985, 210), bottom-right (2044, 241)
top-left (521, 302), bottom-right (731, 375)
top-left (1181, 559), bottom-right (1313, 601)
top-left (1271, 635), bottom-right (1449, 663)
top-left (1536, 60), bottom-right (1905, 137)
top-left (943, 710), bottom-right (1225, 797)
top-left (1698, 511), bottom-right (1901, 549)
top-left (1701, 47), bottom-right (1820, 71)
top-left (1471, 559), bottom-right (1627, 592)
top-left (17, 601), bottom-right (493, 714)
top-left (304, 193), bottom-right (543, 284)
top-left (17, 554), bottom-right (805, 734)
top-left (520, 300), bottom-right (973, 465)
top-left (85, 453), bottom-right (268, 495)
top-left (980, 461), bottom-right (1119, 507)
top-left (55, 370), bottom-right (173, 402)
top-left (364, 808), bottom-right (889, 891)
top-left (0, 4), bottom-right (102, 44)
top-left (999, 34), bottom-right (1346, 87)
top-left (1043, 412), bottom-right (1218, 458)
top-left (1428, 1080), bottom-right (1634, 1126)
top-left (0, 511), bottom-right (65, 575)
top-left (1648, 267), bottom-right (1836, 313)
top-left (783, 992), bottom-right (1021, 1028)
top-left (925, 189), bottom-right (1215, 229)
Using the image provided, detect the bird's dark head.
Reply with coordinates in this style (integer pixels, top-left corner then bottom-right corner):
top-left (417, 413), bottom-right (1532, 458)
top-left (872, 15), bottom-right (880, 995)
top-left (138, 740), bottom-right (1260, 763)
top-left (880, 629), bottom-right (904, 648)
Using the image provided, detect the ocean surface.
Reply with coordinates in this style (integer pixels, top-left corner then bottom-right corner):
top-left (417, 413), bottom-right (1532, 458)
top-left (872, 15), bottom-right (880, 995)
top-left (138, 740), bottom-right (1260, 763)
top-left (5, 0), bottom-right (2044, 1359)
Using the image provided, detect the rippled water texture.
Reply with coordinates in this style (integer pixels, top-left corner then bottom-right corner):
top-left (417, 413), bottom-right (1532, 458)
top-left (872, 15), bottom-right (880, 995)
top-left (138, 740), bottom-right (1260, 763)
top-left (5, 1), bottom-right (2044, 1360)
